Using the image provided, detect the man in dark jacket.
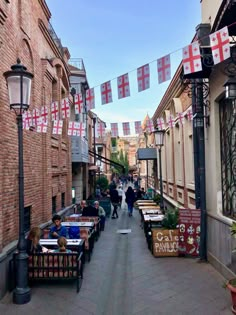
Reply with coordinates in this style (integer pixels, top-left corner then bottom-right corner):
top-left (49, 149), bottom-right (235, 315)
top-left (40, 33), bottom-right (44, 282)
top-left (110, 188), bottom-right (119, 219)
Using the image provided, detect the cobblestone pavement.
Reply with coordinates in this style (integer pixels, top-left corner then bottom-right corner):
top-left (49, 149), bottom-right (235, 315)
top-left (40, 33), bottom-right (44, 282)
top-left (0, 202), bottom-right (233, 315)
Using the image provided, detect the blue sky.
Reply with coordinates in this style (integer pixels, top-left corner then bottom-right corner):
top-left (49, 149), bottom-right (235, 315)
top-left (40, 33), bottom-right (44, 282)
top-left (46, 0), bottom-right (201, 135)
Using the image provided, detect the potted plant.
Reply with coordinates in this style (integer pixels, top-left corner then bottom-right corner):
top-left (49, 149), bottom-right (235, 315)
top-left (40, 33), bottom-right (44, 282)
top-left (151, 208), bottom-right (179, 257)
top-left (225, 222), bottom-right (236, 314)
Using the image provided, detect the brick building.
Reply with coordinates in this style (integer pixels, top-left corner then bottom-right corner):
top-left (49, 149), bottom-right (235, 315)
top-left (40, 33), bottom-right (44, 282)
top-left (0, 0), bottom-right (73, 298)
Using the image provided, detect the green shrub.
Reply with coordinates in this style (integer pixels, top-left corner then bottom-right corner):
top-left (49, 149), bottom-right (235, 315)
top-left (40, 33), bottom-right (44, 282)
top-left (96, 176), bottom-right (109, 191)
top-left (153, 194), bottom-right (161, 205)
top-left (162, 208), bottom-right (179, 229)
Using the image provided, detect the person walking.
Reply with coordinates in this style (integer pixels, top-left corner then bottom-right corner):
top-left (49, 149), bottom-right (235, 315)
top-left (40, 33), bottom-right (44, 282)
top-left (117, 186), bottom-right (123, 207)
top-left (110, 187), bottom-right (120, 219)
top-left (125, 186), bottom-right (136, 217)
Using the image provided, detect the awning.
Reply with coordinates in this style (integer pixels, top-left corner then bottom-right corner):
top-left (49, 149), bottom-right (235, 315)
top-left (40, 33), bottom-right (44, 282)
top-left (137, 148), bottom-right (157, 160)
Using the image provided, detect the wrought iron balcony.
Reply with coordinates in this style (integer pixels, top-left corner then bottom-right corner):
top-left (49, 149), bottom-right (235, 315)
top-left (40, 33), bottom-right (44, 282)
top-left (48, 22), bottom-right (64, 56)
top-left (71, 136), bottom-right (89, 163)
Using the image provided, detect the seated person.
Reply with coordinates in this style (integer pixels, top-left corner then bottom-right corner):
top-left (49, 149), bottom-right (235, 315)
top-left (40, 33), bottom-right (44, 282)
top-left (94, 201), bottom-right (106, 231)
top-left (53, 236), bottom-right (72, 253)
top-left (68, 226), bottom-right (80, 239)
top-left (49, 214), bottom-right (68, 239)
top-left (76, 200), bottom-right (87, 214)
top-left (26, 227), bottom-right (49, 255)
top-left (82, 204), bottom-right (99, 217)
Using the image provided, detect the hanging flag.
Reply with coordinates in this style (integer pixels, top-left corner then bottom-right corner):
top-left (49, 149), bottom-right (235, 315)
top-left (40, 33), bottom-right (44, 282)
top-left (187, 109), bottom-right (193, 121)
top-left (146, 119), bottom-right (154, 133)
top-left (210, 26), bottom-right (230, 65)
top-left (137, 64), bottom-right (150, 92)
top-left (61, 97), bottom-right (70, 119)
top-left (37, 121), bottom-right (48, 133)
top-left (51, 101), bottom-right (59, 121)
top-left (41, 106), bottom-right (48, 123)
top-left (68, 121), bottom-right (79, 136)
top-left (32, 108), bottom-right (41, 126)
top-left (178, 112), bottom-right (185, 125)
top-left (74, 93), bottom-right (84, 114)
top-left (168, 115), bottom-right (175, 128)
top-left (77, 122), bottom-right (86, 137)
top-left (23, 111), bottom-right (32, 130)
top-left (117, 73), bottom-right (130, 99)
top-left (52, 120), bottom-right (63, 135)
top-left (111, 123), bottom-right (119, 137)
top-left (134, 121), bottom-right (142, 134)
top-left (183, 42), bottom-right (202, 74)
top-left (97, 122), bottom-right (106, 137)
top-left (101, 81), bottom-right (113, 105)
top-left (157, 117), bottom-right (165, 130)
top-left (122, 122), bottom-right (130, 135)
top-left (86, 88), bottom-right (95, 110)
top-left (157, 54), bottom-right (171, 84)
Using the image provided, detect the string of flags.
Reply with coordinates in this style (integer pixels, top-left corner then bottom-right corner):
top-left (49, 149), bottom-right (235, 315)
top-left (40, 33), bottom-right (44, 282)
top-left (22, 25), bottom-right (231, 137)
top-left (71, 26), bottom-right (231, 108)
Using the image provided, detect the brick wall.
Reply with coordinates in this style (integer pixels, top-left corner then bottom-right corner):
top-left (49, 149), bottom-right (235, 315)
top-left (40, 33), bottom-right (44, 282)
top-left (0, 0), bottom-right (72, 250)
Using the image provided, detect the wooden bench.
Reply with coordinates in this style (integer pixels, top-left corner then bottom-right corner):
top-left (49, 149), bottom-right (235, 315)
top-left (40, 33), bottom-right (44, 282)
top-left (28, 252), bottom-right (83, 292)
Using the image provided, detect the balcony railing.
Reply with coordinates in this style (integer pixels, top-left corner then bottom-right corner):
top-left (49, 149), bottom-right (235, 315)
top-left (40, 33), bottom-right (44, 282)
top-left (71, 136), bottom-right (89, 163)
top-left (69, 58), bottom-right (85, 72)
top-left (48, 22), bottom-right (64, 56)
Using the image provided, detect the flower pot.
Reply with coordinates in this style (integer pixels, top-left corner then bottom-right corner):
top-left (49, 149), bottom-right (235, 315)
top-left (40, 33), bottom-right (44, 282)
top-left (227, 279), bottom-right (236, 314)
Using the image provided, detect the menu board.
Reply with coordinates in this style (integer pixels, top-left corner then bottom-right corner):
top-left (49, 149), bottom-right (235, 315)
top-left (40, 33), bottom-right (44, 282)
top-left (152, 229), bottom-right (179, 257)
top-left (178, 209), bottom-right (201, 256)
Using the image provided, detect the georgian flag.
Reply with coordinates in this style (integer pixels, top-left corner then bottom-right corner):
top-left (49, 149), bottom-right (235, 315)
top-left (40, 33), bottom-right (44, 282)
top-left (117, 74), bottom-right (130, 99)
top-left (146, 119), bottom-right (154, 133)
top-left (183, 42), bottom-right (202, 74)
top-left (41, 106), bottom-right (48, 123)
top-left (61, 97), bottom-right (70, 119)
top-left (77, 122), bottom-right (86, 137)
top-left (210, 26), bottom-right (230, 65)
top-left (32, 108), bottom-right (41, 126)
top-left (101, 81), bottom-right (113, 105)
top-left (68, 121), bottom-right (80, 136)
top-left (134, 121), bottom-right (142, 134)
top-left (157, 54), bottom-right (171, 84)
top-left (97, 122), bottom-right (106, 137)
top-left (157, 117), bottom-right (165, 130)
top-left (111, 123), bottom-right (119, 137)
top-left (74, 93), bottom-right (84, 114)
top-left (122, 122), bottom-right (130, 135)
top-left (137, 64), bottom-right (150, 92)
top-left (51, 101), bottom-right (59, 121)
top-left (37, 121), bottom-right (48, 133)
top-left (52, 120), bottom-right (63, 135)
top-left (23, 111), bottom-right (32, 130)
top-left (86, 88), bottom-right (95, 110)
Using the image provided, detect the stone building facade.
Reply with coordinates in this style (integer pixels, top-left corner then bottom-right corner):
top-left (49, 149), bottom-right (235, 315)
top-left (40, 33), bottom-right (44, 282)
top-left (0, 0), bottom-right (72, 298)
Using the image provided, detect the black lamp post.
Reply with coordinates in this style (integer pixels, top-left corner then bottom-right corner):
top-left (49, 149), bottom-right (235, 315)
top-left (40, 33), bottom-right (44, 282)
top-left (224, 76), bottom-right (236, 99)
top-left (144, 131), bottom-right (149, 190)
top-left (4, 59), bottom-right (33, 304)
top-left (154, 129), bottom-right (165, 210)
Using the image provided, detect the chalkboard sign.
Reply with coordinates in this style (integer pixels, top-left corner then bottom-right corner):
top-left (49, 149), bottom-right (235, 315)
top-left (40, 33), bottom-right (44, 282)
top-left (152, 229), bottom-right (179, 257)
top-left (178, 209), bottom-right (201, 256)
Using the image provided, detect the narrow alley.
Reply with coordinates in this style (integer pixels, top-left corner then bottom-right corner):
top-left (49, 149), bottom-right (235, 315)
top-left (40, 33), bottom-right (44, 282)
top-left (0, 201), bottom-right (232, 315)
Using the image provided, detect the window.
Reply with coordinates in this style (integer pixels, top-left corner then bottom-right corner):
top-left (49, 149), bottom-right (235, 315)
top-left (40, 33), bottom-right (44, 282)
top-left (52, 196), bottom-right (57, 214)
top-left (220, 99), bottom-right (236, 218)
top-left (24, 206), bottom-right (31, 233)
top-left (61, 192), bottom-right (65, 208)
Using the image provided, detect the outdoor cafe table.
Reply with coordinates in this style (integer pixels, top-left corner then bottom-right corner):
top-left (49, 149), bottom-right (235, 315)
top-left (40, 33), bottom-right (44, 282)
top-left (40, 238), bottom-right (84, 254)
top-left (69, 214), bottom-right (82, 218)
top-left (61, 222), bottom-right (94, 229)
top-left (139, 205), bottom-right (160, 209)
top-left (141, 209), bottom-right (162, 215)
top-left (143, 214), bottom-right (165, 249)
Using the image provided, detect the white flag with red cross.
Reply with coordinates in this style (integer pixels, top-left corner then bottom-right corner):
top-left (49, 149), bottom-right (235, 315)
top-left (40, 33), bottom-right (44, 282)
top-left (101, 81), bottom-right (113, 105)
top-left (68, 121), bottom-right (79, 136)
top-left (157, 54), bottom-right (171, 84)
top-left (134, 121), bottom-right (142, 134)
top-left (137, 64), bottom-right (150, 92)
top-left (111, 123), bottom-right (119, 137)
top-left (168, 115), bottom-right (175, 128)
top-left (146, 119), bottom-right (154, 133)
top-left (178, 112), bottom-right (185, 125)
top-left (183, 42), bottom-right (202, 74)
top-left (61, 98), bottom-right (70, 119)
top-left (41, 106), bottom-right (48, 123)
top-left (97, 122), bottom-right (106, 137)
top-left (86, 88), bottom-right (95, 110)
top-left (187, 109), bottom-right (193, 121)
top-left (157, 117), bottom-right (165, 130)
top-left (77, 122), bottom-right (86, 137)
top-left (51, 101), bottom-right (59, 121)
top-left (23, 111), bottom-right (32, 130)
top-left (52, 120), bottom-right (63, 135)
top-left (117, 74), bottom-right (130, 99)
top-left (37, 121), bottom-right (48, 133)
top-left (210, 26), bottom-right (230, 65)
top-left (32, 108), bottom-right (41, 126)
top-left (74, 93), bottom-right (84, 114)
top-left (122, 122), bottom-right (130, 135)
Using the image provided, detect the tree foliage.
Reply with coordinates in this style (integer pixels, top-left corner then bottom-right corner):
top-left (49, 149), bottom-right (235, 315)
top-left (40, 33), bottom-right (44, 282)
top-left (111, 149), bottom-right (129, 175)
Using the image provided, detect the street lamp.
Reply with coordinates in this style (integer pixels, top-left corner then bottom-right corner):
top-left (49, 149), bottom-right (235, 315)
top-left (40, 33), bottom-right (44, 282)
top-left (4, 59), bottom-right (33, 304)
top-left (154, 129), bottom-right (165, 210)
top-left (144, 131), bottom-right (148, 191)
top-left (224, 76), bottom-right (236, 99)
